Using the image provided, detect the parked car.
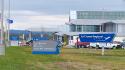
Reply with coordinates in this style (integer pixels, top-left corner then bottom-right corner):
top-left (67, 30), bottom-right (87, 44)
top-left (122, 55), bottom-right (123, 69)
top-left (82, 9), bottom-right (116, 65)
top-left (120, 42), bottom-right (125, 49)
top-left (75, 42), bottom-right (90, 48)
top-left (90, 41), bottom-right (121, 49)
top-left (111, 41), bottom-right (121, 49)
top-left (26, 40), bottom-right (33, 46)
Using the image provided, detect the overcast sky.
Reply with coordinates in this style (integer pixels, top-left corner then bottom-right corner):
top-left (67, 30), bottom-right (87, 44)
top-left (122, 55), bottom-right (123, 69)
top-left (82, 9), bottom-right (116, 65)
top-left (2, 0), bottom-right (125, 30)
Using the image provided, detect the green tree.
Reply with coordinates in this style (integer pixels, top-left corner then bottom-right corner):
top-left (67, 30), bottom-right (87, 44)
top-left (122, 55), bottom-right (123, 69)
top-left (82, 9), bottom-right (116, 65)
top-left (63, 34), bottom-right (68, 46)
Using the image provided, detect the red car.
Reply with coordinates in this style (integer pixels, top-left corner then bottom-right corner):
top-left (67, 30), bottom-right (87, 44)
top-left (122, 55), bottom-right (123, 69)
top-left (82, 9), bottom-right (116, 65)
top-left (75, 42), bottom-right (90, 48)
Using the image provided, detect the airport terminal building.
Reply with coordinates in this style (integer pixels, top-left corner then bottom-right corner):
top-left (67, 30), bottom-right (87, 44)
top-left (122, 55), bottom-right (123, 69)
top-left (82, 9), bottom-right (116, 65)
top-left (68, 11), bottom-right (125, 34)
top-left (57, 11), bottom-right (125, 46)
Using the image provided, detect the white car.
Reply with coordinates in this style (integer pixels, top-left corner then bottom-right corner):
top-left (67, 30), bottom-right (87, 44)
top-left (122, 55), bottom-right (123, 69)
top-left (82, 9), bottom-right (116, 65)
top-left (90, 41), bottom-right (121, 49)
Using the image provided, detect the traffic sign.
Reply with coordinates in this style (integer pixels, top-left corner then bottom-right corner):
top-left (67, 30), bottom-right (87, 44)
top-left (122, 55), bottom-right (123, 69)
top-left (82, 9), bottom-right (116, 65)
top-left (79, 33), bottom-right (115, 42)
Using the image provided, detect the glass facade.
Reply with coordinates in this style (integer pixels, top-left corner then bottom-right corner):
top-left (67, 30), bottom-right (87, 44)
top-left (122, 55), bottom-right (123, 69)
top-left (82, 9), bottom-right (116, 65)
top-left (77, 25), bottom-right (82, 32)
top-left (70, 25), bottom-right (100, 32)
top-left (77, 11), bottom-right (125, 20)
top-left (70, 24), bottom-right (76, 32)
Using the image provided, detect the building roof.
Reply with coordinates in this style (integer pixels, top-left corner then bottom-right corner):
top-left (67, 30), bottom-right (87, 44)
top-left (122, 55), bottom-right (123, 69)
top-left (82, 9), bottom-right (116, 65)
top-left (68, 19), bottom-right (125, 25)
top-left (9, 30), bottom-right (52, 35)
top-left (10, 30), bottom-right (30, 35)
top-left (56, 32), bottom-right (116, 36)
top-left (56, 32), bottom-right (125, 37)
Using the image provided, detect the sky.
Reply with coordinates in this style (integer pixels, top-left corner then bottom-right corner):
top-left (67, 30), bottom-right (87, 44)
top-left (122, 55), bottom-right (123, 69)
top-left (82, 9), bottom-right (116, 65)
top-left (2, 0), bottom-right (125, 30)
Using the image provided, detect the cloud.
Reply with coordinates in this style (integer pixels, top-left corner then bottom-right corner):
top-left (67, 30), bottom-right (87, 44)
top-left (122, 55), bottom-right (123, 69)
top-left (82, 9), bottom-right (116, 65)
top-left (10, 0), bottom-right (125, 14)
top-left (11, 10), bottom-right (42, 16)
top-left (10, 10), bottom-right (68, 30)
top-left (5, 0), bottom-right (125, 30)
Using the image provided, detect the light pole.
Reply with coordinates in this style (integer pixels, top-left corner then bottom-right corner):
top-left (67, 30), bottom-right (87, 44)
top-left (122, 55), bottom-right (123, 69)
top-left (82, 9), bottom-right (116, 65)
top-left (0, 0), bottom-right (5, 55)
top-left (7, 0), bottom-right (11, 47)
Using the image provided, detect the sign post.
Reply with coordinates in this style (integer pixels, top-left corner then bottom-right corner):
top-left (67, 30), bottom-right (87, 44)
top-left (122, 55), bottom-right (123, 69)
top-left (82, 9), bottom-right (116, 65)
top-left (7, 19), bottom-right (13, 47)
top-left (79, 33), bottom-right (115, 55)
top-left (102, 46), bottom-right (104, 56)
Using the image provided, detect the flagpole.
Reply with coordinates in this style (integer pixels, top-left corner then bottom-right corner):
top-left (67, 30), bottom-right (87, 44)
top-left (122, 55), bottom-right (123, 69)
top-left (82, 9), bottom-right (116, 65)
top-left (0, 0), bottom-right (5, 55)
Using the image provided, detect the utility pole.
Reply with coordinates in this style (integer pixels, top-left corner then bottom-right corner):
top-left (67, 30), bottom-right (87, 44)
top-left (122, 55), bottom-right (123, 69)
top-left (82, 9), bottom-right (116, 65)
top-left (7, 0), bottom-right (11, 47)
top-left (0, 0), bottom-right (5, 55)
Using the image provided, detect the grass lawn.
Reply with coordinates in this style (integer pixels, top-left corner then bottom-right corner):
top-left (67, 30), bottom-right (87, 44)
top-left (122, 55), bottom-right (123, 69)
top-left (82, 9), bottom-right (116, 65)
top-left (0, 47), bottom-right (125, 70)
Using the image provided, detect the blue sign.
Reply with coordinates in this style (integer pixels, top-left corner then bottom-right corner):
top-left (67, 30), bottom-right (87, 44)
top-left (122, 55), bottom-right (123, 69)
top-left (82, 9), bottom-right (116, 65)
top-left (32, 40), bottom-right (60, 54)
top-left (10, 36), bottom-right (19, 41)
top-left (32, 47), bottom-right (59, 54)
top-left (7, 19), bottom-right (13, 24)
top-left (32, 37), bottom-right (48, 41)
top-left (79, 33), bottom-right (115, 42)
